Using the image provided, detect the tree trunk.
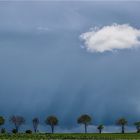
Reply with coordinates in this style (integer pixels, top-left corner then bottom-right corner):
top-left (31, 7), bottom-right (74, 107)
top-left (15, 126), bottom-right (19, 133)
top-left (51, 125), bottom-right (54, 134)
top-left (99, 129), bottom-right (101, 134)
top-left (122, 125), bottom-right (124, 134)
top-left (34, 127), bottom-right (37, 133)
top-left (84, 124), bottom-right (87, 133)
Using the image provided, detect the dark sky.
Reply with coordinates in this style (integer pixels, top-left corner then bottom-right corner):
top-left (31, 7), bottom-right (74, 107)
top-left (0, 1), bottom-right (140, 132)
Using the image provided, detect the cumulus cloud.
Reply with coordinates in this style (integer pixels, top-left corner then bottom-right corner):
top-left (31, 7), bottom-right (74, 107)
top-left (80, 24), bottom-right (140, 53)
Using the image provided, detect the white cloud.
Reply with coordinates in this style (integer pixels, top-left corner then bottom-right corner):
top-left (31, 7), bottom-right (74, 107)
top-left (37, 26), bottom-right (50, 31)
top-left (80, 24), bottom-right (140, 53)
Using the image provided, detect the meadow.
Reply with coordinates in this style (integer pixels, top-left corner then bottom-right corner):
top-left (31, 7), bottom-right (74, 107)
top-left (1, 133), bottom-right (140, 140)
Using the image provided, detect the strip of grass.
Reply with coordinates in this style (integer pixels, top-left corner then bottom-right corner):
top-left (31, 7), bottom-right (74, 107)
top-left (1, 133), bottom-right (140, 139)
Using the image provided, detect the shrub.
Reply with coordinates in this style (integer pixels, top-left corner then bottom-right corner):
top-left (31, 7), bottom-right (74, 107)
top-left (12, 129), bottom-right (18, 134)
top-left (1, 128), bottom-right (6, 133)
top-left (25, 130), bottom-right (32, 134)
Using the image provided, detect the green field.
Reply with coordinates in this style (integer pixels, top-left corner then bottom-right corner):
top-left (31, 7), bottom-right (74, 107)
top-left (1, 133), bottom-right (140, 140)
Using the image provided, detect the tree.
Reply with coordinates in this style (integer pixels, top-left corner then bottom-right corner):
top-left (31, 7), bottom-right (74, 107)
top-left (97, 124), bottom-right (104, 134)
top-left (0, 116), bottom-right (5, 128)
top-left (77, 114), bottom-right (92, 133)
top-left (116, 118), bottom-right (127, 134)
top-left (45, 116), bottom-right (58, 133)
top-left (32, 118), bottom-right (39, 133)
top-left (10, 116), bottom-right (25, 133)
top-left (134, 122), bottom-right (140, 133)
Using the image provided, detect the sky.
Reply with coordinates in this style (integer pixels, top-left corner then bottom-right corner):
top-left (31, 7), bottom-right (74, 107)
top-left (0, 0), bottom-right (140, 133)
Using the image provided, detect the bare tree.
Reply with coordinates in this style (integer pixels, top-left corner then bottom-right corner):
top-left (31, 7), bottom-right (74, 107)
top-left (32, 118), bottom-right (39, 133)
top-left (10, 116), bottom-right (25, 133)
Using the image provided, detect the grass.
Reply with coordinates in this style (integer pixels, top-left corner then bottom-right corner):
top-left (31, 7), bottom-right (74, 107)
top-left (1, 133), bottom-right (140, 140)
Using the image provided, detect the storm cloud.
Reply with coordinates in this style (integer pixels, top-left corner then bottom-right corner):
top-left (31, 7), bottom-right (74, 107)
top-left (0, 1), bottom-right (140, 132)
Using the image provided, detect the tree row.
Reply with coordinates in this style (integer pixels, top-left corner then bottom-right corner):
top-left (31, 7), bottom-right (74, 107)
top-left (0, 114), bottom-right (140, 134)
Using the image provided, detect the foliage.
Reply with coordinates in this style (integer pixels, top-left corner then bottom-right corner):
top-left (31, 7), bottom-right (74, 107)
top-left (97, 124), bottom-right (104, 133)
top-left (116, 118), bottom-right (127, 126)
top-left (116, 118), bottom-right (127, 134)
top-left (134, 121), bottom-right (140, 133)
top-left (25, 130), bottom-right (32, 134)
top-left (12, 129), bottom-right (18, 134)
top-left (77, 114), bottom-right (92, 133)
top-left (0, 116), bottom-right (5, 126)
top-left (1, 133), bottom-right (140, 139)
top-left (45, 116), bottom-right (58, 133)
top-left (1, 128), bottom-right (6, 133)
top-left (77, 114), bottom-right (91, 125)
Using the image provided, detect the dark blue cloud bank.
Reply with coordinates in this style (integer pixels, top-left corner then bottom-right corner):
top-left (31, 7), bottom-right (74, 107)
top-left (0, 1), bottom-right (140, 132)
